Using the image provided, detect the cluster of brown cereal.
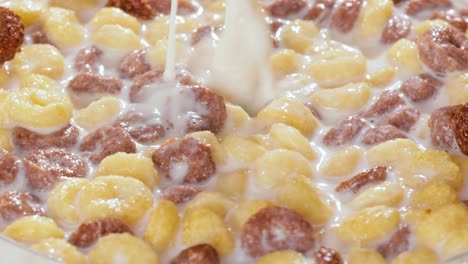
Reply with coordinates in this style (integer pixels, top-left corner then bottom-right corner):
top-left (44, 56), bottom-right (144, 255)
top-left (0, 0), bottom-right (466, 263)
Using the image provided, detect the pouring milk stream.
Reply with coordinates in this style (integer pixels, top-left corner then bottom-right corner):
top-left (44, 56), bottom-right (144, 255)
top-left (164, 0), bottom-right (275, 114)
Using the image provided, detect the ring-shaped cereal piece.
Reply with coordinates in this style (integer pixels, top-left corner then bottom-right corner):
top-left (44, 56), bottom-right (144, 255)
top-left (77, 175), bottom-right (153, 227)
top-left (5, 88), bottom-right (73, 128)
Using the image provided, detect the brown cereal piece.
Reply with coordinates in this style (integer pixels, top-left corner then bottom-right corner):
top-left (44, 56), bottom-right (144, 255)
top-left (405, 0), bottom-right (452, 16)
top-left (30, 27), bottom-right (50, 45)
top-left (416, 27), bottom-right (468, 73)
top-left (170, 244), bottom-right (220, 264)
top-left (0, 7), bottom-right (24, 65)
top-left (400, 74), bottom-right (442, 102)
top-left (382, 16), bottom-right (412, 44)
top-left (114, 111), bottom-right (166, 144)
top-left (430, 11), bottom-right (467, 32)
top-left (12, 125), bottom-right (79, 151)
top-left (392, 0), bottom-right (408, 4)
top-left (0, 191), bottom-right (43, 222)
top-left (69, 218), bottom-right (132, 248)
top-left (161, 185), bottom-right (201, 204)
top-left (336, 166), bottom-right (388, 193)
top-left (304, 0), bottom-right (336, 21)
top-left (331, 0), bottom-right (363, 33)
top-left (323, 115), bottom-right (366, 146)
top-left (80, 126), bottom-right (136, 164)
top-left (0, 149), bottom-right (19, 185)
top-left (362, 90), bottom-right (405, 118)
top-left (106, 0), bottom-right (159, 19)
top-left (74, 46), bottom-right (103, 73)
top-left (24, 148), bottom-right (88, 190)
top-left (268, 0), bottom-right (307, 18)
top-left (185, 87), bottom-right (227, 134)
top-left (241, 206), bottom-right (314, 257)
top-left (152, 137), bottom-right (216, 184)
top-left (453, 104), bottom-right (468, 155)
top-left (191, 26), bottom-right (222, 46)
top-left (68, 73), bottom-right (122, 95)
top-left (129, 68), bottom-right (164, 102)
top-left (119, 49), bottom-right (151, 79)
top-left (363, 125), bottom-right (408, 145)
top-left (314, 246), bottom-right (344, 264)
top-left (177, 0), bottom-right (198, 15)
top-left (377, 225), bottom-right (410, 259)
top-left (428, 105), bottom-right (458, 150)
top-left (378, 106), bottom-right (421, 132)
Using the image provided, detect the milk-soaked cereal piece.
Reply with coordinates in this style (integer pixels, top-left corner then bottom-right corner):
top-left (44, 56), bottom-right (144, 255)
top-left (161, 185), bottom-right (201, 204)
top-left (256, 250), bottom-right (307, 264)
top-left (6, 0), bottom-right (45, 27)
top-left (114, 110), bottom-right (167, 144)
top-left (314, 246), bottom-right (343, 264)
top-left (77, 176), bottom-right (153, 227)
top-left (445, 72), bottom-right (468, 105)
top-left (307, 48), bottom-right (367, 88)
top-left (429, 104), bottom-right (468, 155)
top-left (268, 0), bottom-right (307, 18)
top-left (170, 244), bottom-right (219, 264)
top-left (0, 191), bottom-right (43, 223)
top-left (431, 11), bottom-right (467, 32)
top-left (90, 7), bottom-right (140, 34)
top-left (96, 152), bottom-right (159, 189)
top-left (80, 126), bottom-right (136, 164)
top-left (416, 27), bottom-right (468, 73)
top-left (31, 238), bottom-right (87, 264)
top-left (257, 97), bottom-right (319, 136)
top-left (363, 125), bottom-right (408, 145)
top-left (24, 148), bottom-right (88, 190)
top-left (68, 73), bottom-right (122, 95)
top-left (400, 73), bottom-right (442, 102)
top-left (405, 0), bottom-right (452, 16)
top-left (320, 145), bottom-right (363, 177)
top-left (263, 123), bottom-right (317, 160)
top-left (74, 97), bottom-right (122, 130)
top-left (182, 208), bottom-right (234, 257)
top-left (336, 166), bottom-right (388, 193)
top-left (9, 44), bottom-right (64, 79)
top-left (42, 8), bottom-right (84, 49)
top-left (441, 225), bottom-right (468, 259)
top-left (378, 106), bottom-right (420, 132)
top-left (185, 87), bottom-right (227, 134)
top-left (387, 39), bottom-right (422, 74)
top-left (143, 199), bottom-right (179, 251)
top-left (3, 216), bottom-right (64, 245)
top-left (410, 181), bottom-right (457, 210)
top-left (106, 0), bottom-right (160, 20)
top-left (335, 206), bottom-right (400, 245)
top-left (0, 149), bottom-right (19, 185)
top-left (376, 225), bottom-right (410, 259)
top-left (362, 90), bottom-right (404, 118)
top-left (91, 24), bottom-right (141, 50)
top-left (241, 206), bottom-right (314, 257)
top-left (153, 137), bottom-right (216, 184)
top-left (215, 169), bottom-right (248, 199)
top-left (74, 46), bottom-right (103, 73)
top-left (89, 233), bottom-right (159, 264)
top-left (382, 16), bottom-right (412, 44)
top-left (68, 217), bottom-right (132, 247)
top-left (12, 125), bottom-right (79, 151)
top-left (415, 203), bottom-right (468, 248)
top-left (277, 175), bottom-right (332, 224)
top-left (358, 0), bottom-right (393, 38)
top-left (281, 19), bottom-right (319, 53)
top-left (349, 182), bottom-right (404, 209)
top-left (222, 135), bottom-right (266, 163)
top-left (184, 191), bottom-right (235, 217)
top-left (323, 115), bottom-right (367, 146)
top-left (331, 0), bottom-right (363, 33)
top-left (253, 149), bottom-right (313, 188)
top-left (119, 49), bottom-right (152, 79)
top-left (47, 178), bottom-right (91, 226)
top-left (0, 7), bottom-right (24, 65)
top-left (309, 82), bottom-right (372, 111)
top-left (304, 0), bottom-right (335, 21)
